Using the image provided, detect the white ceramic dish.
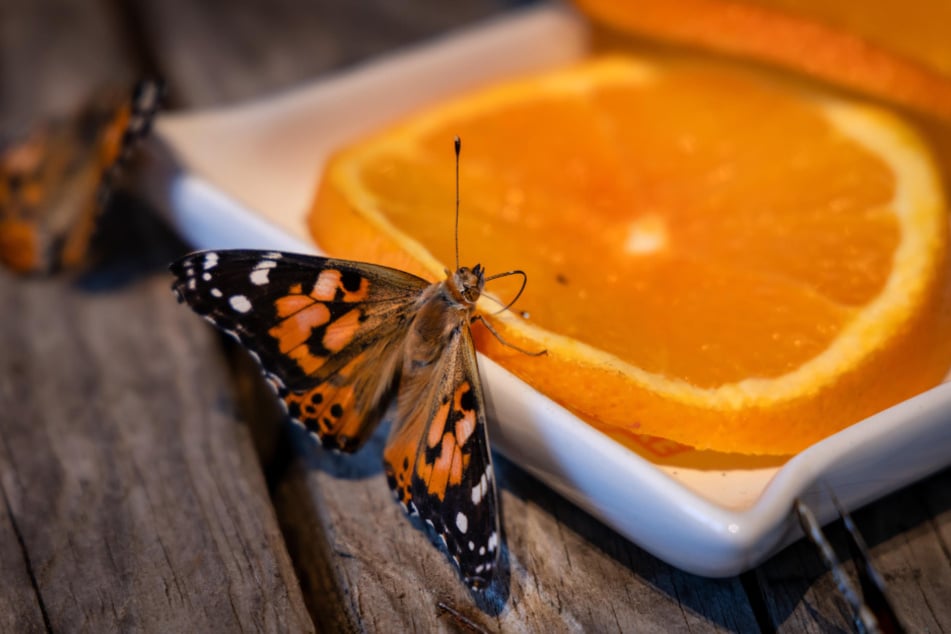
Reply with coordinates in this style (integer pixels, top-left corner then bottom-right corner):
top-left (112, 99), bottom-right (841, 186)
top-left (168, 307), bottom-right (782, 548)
top-left (145, 5), bottom-right (951, 576)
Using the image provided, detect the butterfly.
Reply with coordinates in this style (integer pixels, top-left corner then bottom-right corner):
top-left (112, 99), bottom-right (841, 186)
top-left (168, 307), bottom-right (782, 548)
top-left (0, 79), bottom-right (162, 274)
top-left (170, 139), bottom-right (537, 590)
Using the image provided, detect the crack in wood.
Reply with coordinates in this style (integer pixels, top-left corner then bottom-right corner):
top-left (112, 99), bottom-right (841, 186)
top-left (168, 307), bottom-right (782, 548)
top-left (0, 475), bottom-right (54, 633)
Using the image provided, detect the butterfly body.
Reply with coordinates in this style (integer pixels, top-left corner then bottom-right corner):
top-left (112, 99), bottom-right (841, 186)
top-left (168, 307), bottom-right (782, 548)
top-left (171, 250), bottom-right (501, 589)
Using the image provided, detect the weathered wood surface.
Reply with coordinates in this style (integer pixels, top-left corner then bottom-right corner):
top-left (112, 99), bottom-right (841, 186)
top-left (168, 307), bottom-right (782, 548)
top-left (0, 0), bottom-right (312, 631)
top-left (1, 0), bottom-right (950, 632)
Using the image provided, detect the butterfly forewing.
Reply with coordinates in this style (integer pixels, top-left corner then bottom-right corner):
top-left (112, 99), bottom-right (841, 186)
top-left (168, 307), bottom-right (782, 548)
top-left (384, 312), bottom-right (500, 589)
top-left (171, 250), bottom-right (429, 450)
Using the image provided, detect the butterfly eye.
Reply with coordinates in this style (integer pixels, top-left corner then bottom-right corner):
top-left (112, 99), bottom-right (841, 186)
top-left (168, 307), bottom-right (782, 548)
top-left (448, 267), bottom-right (485, 305)
top-left (463, 271), bottom-right (484, 303)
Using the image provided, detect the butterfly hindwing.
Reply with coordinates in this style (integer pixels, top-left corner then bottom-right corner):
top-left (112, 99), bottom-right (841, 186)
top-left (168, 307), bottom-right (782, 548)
top-left (384, 322), bottom-right (500, 589)
top-left (170, 249), bottom-right (429, 451)
top-left (282, 340), bottom-right (406, 451)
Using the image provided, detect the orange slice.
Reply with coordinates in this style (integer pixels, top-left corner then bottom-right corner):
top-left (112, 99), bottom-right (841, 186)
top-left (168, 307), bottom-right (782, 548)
top-left (573, 0), bottom-right (951, 123)
top-left (308, 56), bottom-right (951, 455)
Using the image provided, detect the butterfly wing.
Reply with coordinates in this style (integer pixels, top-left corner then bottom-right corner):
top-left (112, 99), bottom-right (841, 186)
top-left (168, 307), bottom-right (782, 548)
top-left (383, 320), bottom-right (500, 589)
top-left (170, 249), bottom-right (430, 451)
top-left (0, 80), bottom-right (161, 273)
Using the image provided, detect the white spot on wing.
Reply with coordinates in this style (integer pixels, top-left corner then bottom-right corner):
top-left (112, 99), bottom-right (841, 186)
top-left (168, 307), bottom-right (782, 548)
top-left (250, 268), bottom-right (270, 286)
top-left (203, 252), bottom-right (219, 270)
top-left (487, 532), bottom-right (498, 552)
top-left (229, 294), bottom-right (252, 313)
top-left (456, 512), bottom-right (468, 534)
top-left (313, 269), bottom-right (338, 298)
top-left (472, 472), bottom-right (488, 505)
top-left (210, 288), bottom-right (223, 298)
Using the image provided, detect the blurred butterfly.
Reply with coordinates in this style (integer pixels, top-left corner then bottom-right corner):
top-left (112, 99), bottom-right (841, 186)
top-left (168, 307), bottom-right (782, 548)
top-left (0, 79), bottom-right (162, 274)
top-left (170, 138), bottom-right (540, 590)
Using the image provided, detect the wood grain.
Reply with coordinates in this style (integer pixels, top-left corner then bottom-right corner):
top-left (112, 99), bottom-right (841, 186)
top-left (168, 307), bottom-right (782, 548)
top-left (0, 486), bottom-right (48, 632)
top-left (0, 0), bottom-right (313, 629)
top-left (0, 0), bottom-right (134, 129)
top-left (129, 0), bottom-right (510, 108)
top-left (0, 200), bottom-right (314, 632)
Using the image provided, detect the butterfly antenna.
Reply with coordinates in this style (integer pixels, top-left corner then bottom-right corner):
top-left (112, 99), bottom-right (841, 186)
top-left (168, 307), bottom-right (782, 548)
top-left (454, 136), bottom-right (461, 271)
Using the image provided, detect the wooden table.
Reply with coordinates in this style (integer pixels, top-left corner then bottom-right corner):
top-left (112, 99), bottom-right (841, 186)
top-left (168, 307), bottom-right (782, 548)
top-left (2, 1), bottom-right (949, 631)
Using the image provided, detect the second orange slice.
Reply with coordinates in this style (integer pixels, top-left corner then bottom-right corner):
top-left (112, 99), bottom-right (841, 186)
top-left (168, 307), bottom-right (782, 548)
top-left (309, 56), bottom-right (951, 455)
top-left (575, 0), bottom-right (951, 123)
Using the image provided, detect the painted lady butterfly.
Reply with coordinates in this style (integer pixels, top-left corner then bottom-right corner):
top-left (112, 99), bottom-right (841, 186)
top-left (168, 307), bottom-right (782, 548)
top-left (170, 139), bottom-right (536, 590)
top-left (0, 79), bottom-right (162, 273)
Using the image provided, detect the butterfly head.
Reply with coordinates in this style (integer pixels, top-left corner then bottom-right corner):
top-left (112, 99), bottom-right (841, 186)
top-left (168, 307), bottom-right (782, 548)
top-left (447, 264), bottom-right (485, 306)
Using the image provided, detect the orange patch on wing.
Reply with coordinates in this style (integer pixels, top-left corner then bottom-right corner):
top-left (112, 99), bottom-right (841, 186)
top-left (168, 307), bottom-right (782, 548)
top-left (22, 182), bottom-right (44, 207)
top-left (342, 277), bottom-right (370, 302)
top-left (310, 268), bottom-right (372, 303)
top-left (286, 382), bottom-right (355, 434)
top-left (428, 400), bottom-right (450, 449)
top-left (98, 104), bottom-right (131, 164)
top-left (275, 294), bottom-right (314, 318)
top-left (383, 372), bottom-right (435, 505)
top-left (423, 433), bottom-right (467, 500)
top-left (324, 387), bottom-right (361, 439)
top-left (0, 220), bottom-right (41, 272)
top-left (296, 352), bottom-right (379, 449)
top-left (445, 434), bottom-right (467, 486)
top-left (322, 308), bottom-right (361, 353)
top-left (384, 434), bottom-right (417, 504)
top-left (289, 283), bottom-right (303, 294)
top-left (268, 303), bottom-right (331, 352)
top-left (288, 346), bottom-right (327, 375)
top-left (452, 383), bottom-right (477, 446)
top-left (311, 269), bottom-right (342, 301)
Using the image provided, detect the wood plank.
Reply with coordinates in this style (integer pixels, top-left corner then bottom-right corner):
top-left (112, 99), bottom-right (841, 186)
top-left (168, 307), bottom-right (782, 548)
top-left (0, 0), bottom-right (314, 629)
top-left (759, 466), bottom-right (951, 633)
top-left (0, 0), bottom-right (134, 128)
top-left (0, 199), bottom-right (313, 632)
top-left (129, 0), bottom-right (511, 107)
